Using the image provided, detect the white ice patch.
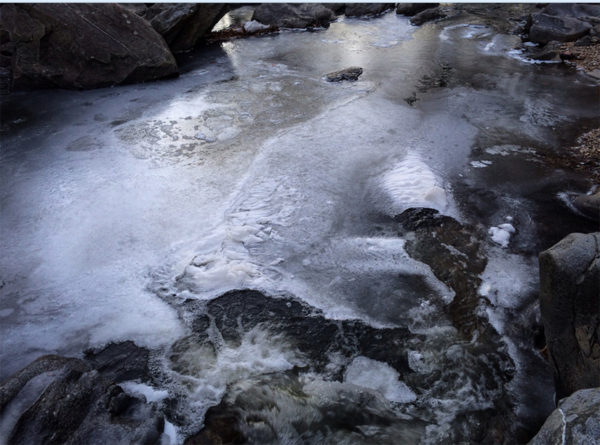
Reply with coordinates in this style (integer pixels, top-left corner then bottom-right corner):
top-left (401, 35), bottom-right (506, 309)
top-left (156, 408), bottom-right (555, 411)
top-left (470, 160), bottom-right (492, 168)
top-left (484, 144), bottom-right (535, 156)
top-left (344, 356), bottom-right (417, 403)
top-left (377, 154), bottom-right (448, 215)
top-left (488, 223), bottom-right (515, 248)
top-left (119, 381), bottom-right (169, 403)
top-left (243, 20), bottom-right (270, 33)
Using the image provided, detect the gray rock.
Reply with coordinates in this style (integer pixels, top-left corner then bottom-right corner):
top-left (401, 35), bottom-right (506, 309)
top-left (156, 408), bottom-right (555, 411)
top-left (325, 66), bottom-right (363, 82)
top-left (144, 3), bottom-right (228, 53)
top-left (0, 4), bottom-right (178, 90)
top-left (344, 3), bottom-right (393, 17)
top-left (575, 34), bottom-right (600, 46)
top-left (528, 13), bottom-right (591, 45)
top-left (573, 191), bottom-right (600, 222)
top-left (529, 388), bottom-right (600, 445)
top-left (539, 232), bottom-right (600, 399)
top-left (396, 3), bottom-right (439, 17)
top-left (1, 342), bottom-right (163, 445)
top-left (252, 3), bottom-right (335, 29)
top-left (410, 7), bottom-right (447, 26)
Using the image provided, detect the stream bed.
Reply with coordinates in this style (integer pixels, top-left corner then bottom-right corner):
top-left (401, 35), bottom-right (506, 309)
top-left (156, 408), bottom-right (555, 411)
top-left (1, 9), bottom-right (599, 444)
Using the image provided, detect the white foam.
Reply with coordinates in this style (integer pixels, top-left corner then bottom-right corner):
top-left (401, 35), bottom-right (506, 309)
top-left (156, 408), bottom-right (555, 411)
top-left (243, 20), bottom-right (270, 33)
top-left (161, 420), bottom-right (179, 445)
top-left (478, 253), bottom-right (537, 309)
top-left (470, 160), bottom-right (492, 168)
top-left (377, 154), bottom-right (448, 215)
top-left (119, 381), bottom-right (169, 403)
top-left (344, 356), bottom-right (417, 403)
top-left (488, 223), bottom-right (515, 248)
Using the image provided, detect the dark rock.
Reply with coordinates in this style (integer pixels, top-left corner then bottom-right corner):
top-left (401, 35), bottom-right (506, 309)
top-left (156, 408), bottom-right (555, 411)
top-left (143, 3), bottom-right (228, 53)
top-left (395, 208), bottom-right (487, 337)
top-left (325, 66), bottom-right (363, 82)
top-left (344, 4), bottom-right (393, 17)
top-left (575, 34), bottom-right (600, 46)
top-left (120, 3), bottom-right (149, 16)
top-left (0, 3), bottom-right (178, 90)
top-left (0, 342), bottom-right (163, 445)
top-left (573, 191), bottom-right (600, 222)
top-left (541, 3), bottom-right (600, 22)
top-left (525, 41), bottom-right (562, 61)
top-left (252, 3), bottom-right (335, 29)
top-left (529, 388), bottom-right (600, 445)
top-left (528, 13), bottom-right (591, 45)
top-left (396, 3), bottom-right (439, 17)
top-left (539, 232), bottom-right (600, 399)
top-left (410, 7), bottom-right (447, 26)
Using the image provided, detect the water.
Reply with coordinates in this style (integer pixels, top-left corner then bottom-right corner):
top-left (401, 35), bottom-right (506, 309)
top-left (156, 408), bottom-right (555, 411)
top-left (1, 10), bottom-right (599, 444)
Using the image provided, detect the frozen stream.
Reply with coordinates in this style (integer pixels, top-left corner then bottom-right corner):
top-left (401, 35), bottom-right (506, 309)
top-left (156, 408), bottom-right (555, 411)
top-left (1, 11), bottom-right (599, 444)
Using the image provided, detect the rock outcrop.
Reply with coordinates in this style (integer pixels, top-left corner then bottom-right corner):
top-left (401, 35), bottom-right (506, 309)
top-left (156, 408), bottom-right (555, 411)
top-left (252, 3), bottom-right (335, 29)
top-left (325, 66), bottom-right (363, 82)
top-left (143, 3), bottom-right (228, 53)
top-left (396, 3), bottom-right (439, 17)
top-left (0, 3), bottom-right (178, 90)
top-left (529, 388), bottom-right (600, 445)
top-left (526, 4), bottom-right (600, 45)
top-left (539, 232), bottom-right (600, 400)
top-left (410, 7), bottom-right (447, 26)
top-left (0, 342), bottom-right (165, 445)
top-left (344, 4), bottom-right (393, 17)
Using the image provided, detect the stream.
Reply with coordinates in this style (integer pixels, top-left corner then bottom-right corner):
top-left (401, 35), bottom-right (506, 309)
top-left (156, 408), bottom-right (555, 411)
top-left (1, 9), bottom-right (599, 444)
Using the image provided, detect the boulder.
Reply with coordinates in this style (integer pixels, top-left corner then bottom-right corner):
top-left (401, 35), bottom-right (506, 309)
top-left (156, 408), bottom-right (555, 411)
top-left (529, 388), bottom-right (600, 445)
top-left (573, 191), bottom-right (600, 222)
top-left (396, 4), bottom-right (439, 17)
top-left (0, 3), bottom-right (178, 90)
top-left (0, 342), bottom-right (165, 445)
top-left (410, 7), bottom-right (447, 26)
top-left (325, 66), bottom-right (363, 82)
top-left (344, 4), bottom-right (393, 17)
top-left (143, 3), bottom-right (228, 53)
top-left (528, 13), bottom-right (591, 45)
top-left (539, 232), bottom-right (600, 399)
top-left (252, 3), bottom-right (335, 29)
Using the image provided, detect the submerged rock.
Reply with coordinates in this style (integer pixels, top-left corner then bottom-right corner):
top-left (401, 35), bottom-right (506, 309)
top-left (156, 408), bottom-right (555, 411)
top-left (325, 66), bottom-right (363, 82)
top-left (529, 388), bottom-right (600, 445)
top-left (143, 3), bottom-right (228, 53)
top-left (409, 7), bottom-right (447, 26)
top-left (539, 232), bottom-right (600, 399)
top-left (396, 4), bottom-right (439, 17)
top-left (252, 3), bottom-right (335, 29)
top-left (0, 3), bottom-right (178, 90)
top-left (344, 4), bottom-right (394, 18)
top-left (0, 342), bottom-right (164, 445)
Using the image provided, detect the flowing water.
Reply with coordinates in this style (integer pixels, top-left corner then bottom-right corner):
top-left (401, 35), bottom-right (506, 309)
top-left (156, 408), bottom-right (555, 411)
top-left (1, 10), bottom-right (598, 444)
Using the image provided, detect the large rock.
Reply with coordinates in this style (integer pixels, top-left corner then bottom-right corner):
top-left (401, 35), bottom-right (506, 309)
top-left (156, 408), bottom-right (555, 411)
top-left (573, 191), bottom-right (600, 223)
top-left (410, 7), bottom-right (447, 26)
top-left (529, 388), bottom-right (600, 445)
top-left (528, 13), bottom-right (592, 44)
top-left (344, 3), bottom-right (393, 17)
top-left (0, 3), bottom-right (178, 90)
top-left (0, 342), bottom-right (165, 445)
top-left (252, 3), bottom-right (335, 29)
top-left (539, 232), bottom-right (600, 399)
top-left (143, 3), bottom-right (228, 53)
top-left (396, 3), bottom-right (439, 17)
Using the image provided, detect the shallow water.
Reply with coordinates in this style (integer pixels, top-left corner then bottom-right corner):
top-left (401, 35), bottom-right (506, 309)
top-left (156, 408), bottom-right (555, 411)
top-left (1, 10), bottom-right (598, 444)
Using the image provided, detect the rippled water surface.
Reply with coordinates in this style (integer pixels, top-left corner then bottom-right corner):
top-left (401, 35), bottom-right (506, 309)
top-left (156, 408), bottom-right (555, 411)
top-left (1, 10), bottom-right (598, 444)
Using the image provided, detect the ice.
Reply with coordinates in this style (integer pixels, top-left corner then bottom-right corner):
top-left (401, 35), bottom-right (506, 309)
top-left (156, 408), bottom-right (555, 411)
top-left (243, 20), bottom-right (270, 33)
top-left (345, 356), bottom-right (417, 403)
top-left (470, 160), bottom-right (492, 168)
top-left (119, 381), bottom-right (169, 403)
top-left (478, 253), bottom-right (537, 309)
top-left (488, 223), bottom-right (515, 248)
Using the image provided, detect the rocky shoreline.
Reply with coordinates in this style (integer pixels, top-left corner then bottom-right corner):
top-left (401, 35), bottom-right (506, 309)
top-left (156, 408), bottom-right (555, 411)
top-left (1, 3), bottom-right (599, 444)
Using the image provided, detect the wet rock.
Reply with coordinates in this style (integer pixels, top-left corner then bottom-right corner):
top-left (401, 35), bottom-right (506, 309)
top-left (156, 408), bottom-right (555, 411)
top-left (539, 232), bottom-right (600, 399)
top-left (573, 191), bottom-right (600, 222)
top-left (528, 13), bottom-right (592, 45)
top-left (575, 34), bottom-right (600, 47)
top-left (525, 41), bottom-right (562, 61)
top-left (143, 3), bottom-right (228, 53)
top-left (409, 7), bottom-right (447, 26)
top-left (396, 4), bottom-right (439, 17)
top-left (325, 66), bottom-right (363, 82)
top-left (395, 208), bottom-right (487, 337)
top-left (344, 4), bottom-right (393, 18)
top-left (252, 3), bottom-right (335, 29)
top-left (0, 3), bottom-right (178, 90)
top-left (529, 388), bottom-right (600, 445)
top-left (0, 342), bottom-right (164, 445)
